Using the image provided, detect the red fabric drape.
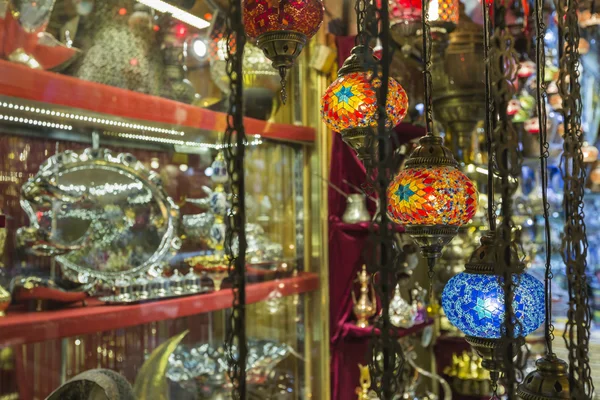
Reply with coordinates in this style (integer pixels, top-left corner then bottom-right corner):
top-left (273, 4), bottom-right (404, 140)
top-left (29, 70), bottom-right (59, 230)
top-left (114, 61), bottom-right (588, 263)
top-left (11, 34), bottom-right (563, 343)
top-left (328, 36), bottom-right (425, 400)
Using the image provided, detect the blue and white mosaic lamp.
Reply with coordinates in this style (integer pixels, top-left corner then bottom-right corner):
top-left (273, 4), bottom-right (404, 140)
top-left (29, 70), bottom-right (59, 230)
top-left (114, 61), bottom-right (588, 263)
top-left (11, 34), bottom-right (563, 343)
top-left (441, 232), bottom-right (545, 372)
top-left (442, 272), bottom-right (545, 339)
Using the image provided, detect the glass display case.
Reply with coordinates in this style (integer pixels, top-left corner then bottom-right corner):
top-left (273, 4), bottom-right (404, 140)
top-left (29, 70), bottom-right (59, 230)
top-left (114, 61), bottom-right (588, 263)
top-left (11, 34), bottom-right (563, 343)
top-left (0, 0), bottom-right (329, 398)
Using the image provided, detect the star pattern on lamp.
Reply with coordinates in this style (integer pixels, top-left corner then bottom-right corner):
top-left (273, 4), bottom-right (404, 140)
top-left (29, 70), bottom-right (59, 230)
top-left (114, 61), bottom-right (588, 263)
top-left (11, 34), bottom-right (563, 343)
top-left (387, 166), bottom-right (478, 226)
top-left (395, 184), bottom-right (415, 202)
top-left (475, 298), bottom-right (492, 319)
top-left (334, 85), bottom-right (354, 104)
top-left (320, 71), bottom-right (408, 133)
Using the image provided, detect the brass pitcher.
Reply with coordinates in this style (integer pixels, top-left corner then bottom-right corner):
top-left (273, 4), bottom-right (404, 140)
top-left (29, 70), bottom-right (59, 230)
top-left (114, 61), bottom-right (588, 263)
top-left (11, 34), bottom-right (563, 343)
top-left (342, 194), bottom-right (371, 224)
top-left (351, 265), bottom-right (376, 328)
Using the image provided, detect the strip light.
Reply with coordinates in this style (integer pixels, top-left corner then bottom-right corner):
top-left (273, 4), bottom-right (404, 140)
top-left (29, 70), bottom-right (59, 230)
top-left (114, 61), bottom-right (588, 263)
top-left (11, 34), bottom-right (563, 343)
top-left (0, 114), bottom-right (73, 130)
top-left (135, 0), bottom-right (210, 30)
top-left (107, 132), bottom-right (263, 149)
top-left (0, 101), bottom-right (184, 136)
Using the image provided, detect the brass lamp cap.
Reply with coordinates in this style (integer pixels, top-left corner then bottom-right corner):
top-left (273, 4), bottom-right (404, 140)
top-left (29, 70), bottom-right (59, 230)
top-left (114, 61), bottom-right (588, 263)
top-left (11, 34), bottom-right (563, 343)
top-left (448, 3), bottom-right (483, 49)
top-left (337, 45), bottom-right (376, 76)
top-left (517, 355), bottom-right (570, 400)
top-left (405, 225), bottom-right (458, 260)
top-left (404, 135), bottom-right (459, 168)
top-left (256, 30), bottom-right (307, 70)
top-left (464, 231), bottom-right (525, 275)
top-left (465, 336), bottom-right (525, 373)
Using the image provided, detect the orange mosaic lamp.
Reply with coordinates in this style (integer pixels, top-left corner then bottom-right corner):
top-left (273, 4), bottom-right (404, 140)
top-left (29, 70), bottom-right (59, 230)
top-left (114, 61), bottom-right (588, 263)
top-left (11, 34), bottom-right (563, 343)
top-left (243, 0), bottom-right (324, 104)
top-left (320, 45), bottom-right (409, 162)
top-left (387, 135), bottom-right (478, 262)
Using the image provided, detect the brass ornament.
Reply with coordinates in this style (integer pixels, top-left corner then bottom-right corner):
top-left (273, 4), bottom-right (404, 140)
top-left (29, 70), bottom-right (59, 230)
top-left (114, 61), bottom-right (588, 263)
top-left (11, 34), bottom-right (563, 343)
top-left (351, 265), bottom-right (377, 328)
top-left (464, 231), bottom-right (523, 275)
top-left (256, 30), bottom-right (307, 104)
top-left (432, 4), bottom-right (485, 164)
top-left (517, 355), bottom-right (571, 400)
top-left (133, 330), bottom-right (189, 400)
top-left (465, 335), bottom-right (525, 373)
top-left (355, 363), bottom-right (378, 399)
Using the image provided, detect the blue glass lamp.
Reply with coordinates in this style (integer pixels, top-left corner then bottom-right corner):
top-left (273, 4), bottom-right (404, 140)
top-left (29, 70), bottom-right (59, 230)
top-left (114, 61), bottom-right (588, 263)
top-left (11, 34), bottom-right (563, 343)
top-left (442, 272), bottom-right (545, 339)
top-left (441, 232), bottom-right (545, 372)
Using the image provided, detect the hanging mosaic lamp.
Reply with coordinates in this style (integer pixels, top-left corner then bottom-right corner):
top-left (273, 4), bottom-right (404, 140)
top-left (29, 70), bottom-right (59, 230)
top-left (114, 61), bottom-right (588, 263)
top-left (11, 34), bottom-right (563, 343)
top-left (441, 232), bottom-right (545, 372)
top-left (320, 45), bottom-right (409, 162)
top-left (387, 135), bottom-right (477, 262)
top-left (243, 0), bottom-right (324, 104)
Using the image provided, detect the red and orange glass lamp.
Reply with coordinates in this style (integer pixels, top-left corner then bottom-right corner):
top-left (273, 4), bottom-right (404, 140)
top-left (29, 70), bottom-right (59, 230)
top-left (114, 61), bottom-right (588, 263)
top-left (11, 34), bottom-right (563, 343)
top-left (320, 45), bottom-right (409, 163)
top-left (387, 135), bottom-right (478, 265)
top-left (242, 0), bottom-right (324, 103)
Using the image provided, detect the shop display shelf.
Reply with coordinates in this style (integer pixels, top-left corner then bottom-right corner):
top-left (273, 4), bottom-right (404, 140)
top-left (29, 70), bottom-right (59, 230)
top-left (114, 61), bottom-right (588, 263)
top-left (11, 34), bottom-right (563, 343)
top-left (0, 60), bottom-right (315, 143)
top-left (340, 319), bottom-right (433, 340)
top-left (0, 272), bottom-right (319, 347)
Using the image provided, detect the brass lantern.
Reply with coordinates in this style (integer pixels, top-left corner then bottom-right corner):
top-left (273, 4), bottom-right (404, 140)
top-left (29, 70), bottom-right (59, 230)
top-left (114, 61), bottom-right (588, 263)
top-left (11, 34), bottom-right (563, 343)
top-left (432, 4), bottom-right (486, 164)
top-left (517, 355), bottom-right (571, 400)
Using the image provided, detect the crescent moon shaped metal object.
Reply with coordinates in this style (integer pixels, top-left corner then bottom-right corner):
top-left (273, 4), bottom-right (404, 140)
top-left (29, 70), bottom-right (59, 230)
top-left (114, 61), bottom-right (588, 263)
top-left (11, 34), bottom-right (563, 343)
top-left (133, 330), bottom-right (189, 400)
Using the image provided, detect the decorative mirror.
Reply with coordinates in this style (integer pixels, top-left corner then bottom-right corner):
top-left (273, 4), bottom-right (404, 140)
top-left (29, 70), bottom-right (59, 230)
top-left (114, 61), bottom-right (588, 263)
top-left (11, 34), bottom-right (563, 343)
top-left (18, 148), bottom-right (180, 285)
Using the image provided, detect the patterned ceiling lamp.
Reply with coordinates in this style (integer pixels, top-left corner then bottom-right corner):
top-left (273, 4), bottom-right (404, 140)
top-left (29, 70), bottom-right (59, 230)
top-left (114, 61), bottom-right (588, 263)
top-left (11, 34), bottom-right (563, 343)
top-left (320, 45), bottom-right (409, 162)
top-left (386, 0), bottom-right (474, 267)
top-left (442, 232), bottom-right (545, 374)
top-left (387, 136), bottom-right (478, 263)
top-left (243, 0), bottom-right (324, 104)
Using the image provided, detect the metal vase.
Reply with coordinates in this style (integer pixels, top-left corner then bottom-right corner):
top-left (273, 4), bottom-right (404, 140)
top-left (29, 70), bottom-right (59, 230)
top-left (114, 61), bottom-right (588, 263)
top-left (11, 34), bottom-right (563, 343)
top-left (342, 194), bottom-right (370, 224)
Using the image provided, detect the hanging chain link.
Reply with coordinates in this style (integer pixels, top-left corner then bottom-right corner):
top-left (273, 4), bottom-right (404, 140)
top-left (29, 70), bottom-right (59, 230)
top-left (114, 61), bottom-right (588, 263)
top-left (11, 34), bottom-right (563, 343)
top-left (223, 0), bottom-right (247, 397)
top-left (534, 0), bottom-right (555, 355)
top-left (482, 0), bottom-right (497, 231)
top-left (488, 0), bottom-right (524, 395)
top-left (557, 0), bottom-right (594, 396)
top-left (357, 0), bottom-right (404, 396)
top-left (421, 0), bottom-right (434, 137)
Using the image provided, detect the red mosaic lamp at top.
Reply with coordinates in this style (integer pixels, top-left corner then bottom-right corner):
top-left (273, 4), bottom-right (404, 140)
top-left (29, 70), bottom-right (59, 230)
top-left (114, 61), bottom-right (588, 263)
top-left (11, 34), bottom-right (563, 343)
top-left (390, 0), bottom-right (422, 24)
top-left (243, 0), bottom-right (324, 40)
top-left (320, 71), bottom-right (409, 133)
top-left (387, 165), bottom-right (478, 226)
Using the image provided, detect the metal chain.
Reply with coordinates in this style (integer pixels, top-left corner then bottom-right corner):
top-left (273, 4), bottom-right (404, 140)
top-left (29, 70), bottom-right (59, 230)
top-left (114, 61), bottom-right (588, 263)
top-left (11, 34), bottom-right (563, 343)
top-left (357, 0), bottom-right (404, 396)
top-left (534, 0), bottom-right (555, 355)
top-left (421, 0), bottom-right (434, 136)
top-left (354, 0), bottom-right (369, 46)
top-left (489, 0), bottom-right (524, 395)
top-left (223, 0), bottom-right (247, 396)
top-left (557, 0), bottom-right (594, 396)
top-left (482, 0), bottom-right (496, 232)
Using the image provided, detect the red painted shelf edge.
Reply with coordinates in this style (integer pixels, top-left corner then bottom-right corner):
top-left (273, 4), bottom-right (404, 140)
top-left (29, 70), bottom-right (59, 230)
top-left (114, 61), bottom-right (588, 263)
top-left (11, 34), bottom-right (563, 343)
top-left (0, 272), bottom-right (319, 346)
top-left (0, 60), bottom-right (315, 143)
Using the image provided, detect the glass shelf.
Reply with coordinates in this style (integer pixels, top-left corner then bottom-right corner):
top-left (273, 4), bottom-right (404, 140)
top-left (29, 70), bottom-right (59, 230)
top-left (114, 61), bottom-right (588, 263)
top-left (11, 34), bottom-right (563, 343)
top-left (0, 60), bottom-right (316, 145)
top-left (0, 272), bottom-right (319, 347)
